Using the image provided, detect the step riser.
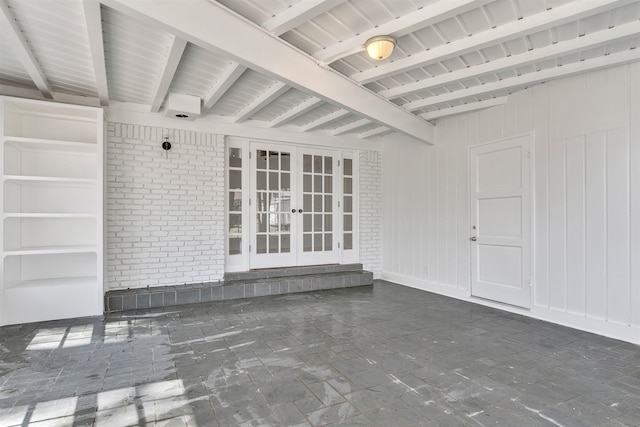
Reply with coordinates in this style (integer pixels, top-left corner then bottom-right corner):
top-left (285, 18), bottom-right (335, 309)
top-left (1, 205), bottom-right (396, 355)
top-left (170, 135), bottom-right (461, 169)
top-left (224, 263), bottom-right (364, 282)
top-left (105, 270), bottom-right (373, 312)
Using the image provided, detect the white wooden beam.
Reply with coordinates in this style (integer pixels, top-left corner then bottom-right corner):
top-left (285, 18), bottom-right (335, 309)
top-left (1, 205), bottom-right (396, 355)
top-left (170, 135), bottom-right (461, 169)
top-left (404, 49), bottom-right (640, 111)
top-left (300, 109), bottom-right (350, 131)
top-left (380, 21), bottom-right (640, 100)
top-left (83, 0), bottom-right (109, 106)
top-left (150, 35), bottom-right (187, 113)
top-left (103, 0), bottom-right (435, 144)
top-left (0, 0), bottom-right (53, 99)
top-left (352, 0), bottom-right (638, 84)
top-left (234, 82), bottom-right (289, 123)
top-left (331, 118), bottom-right (370, 136)
top-left (269, 97), bottom-right (323, 128)
top-left (315, 0), bottom-right (492, 63)
top-left (359, 126), bottom-right (392, 139)
top-left (420, 97), bottom-right (507, 120)
top-left (264, 0), bottom-right (345, 36)
top-left (203, 62), bottom-right (246, 109)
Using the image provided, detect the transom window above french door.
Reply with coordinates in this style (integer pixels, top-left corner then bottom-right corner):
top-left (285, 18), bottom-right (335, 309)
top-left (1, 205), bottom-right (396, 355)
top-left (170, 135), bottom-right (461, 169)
top-left (225, 139), bottom-right (358, 272)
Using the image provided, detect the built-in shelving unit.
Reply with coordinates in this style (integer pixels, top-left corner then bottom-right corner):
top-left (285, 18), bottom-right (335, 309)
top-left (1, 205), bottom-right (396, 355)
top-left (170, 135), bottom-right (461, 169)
top-left (1, 96), bottom-right (103, 325)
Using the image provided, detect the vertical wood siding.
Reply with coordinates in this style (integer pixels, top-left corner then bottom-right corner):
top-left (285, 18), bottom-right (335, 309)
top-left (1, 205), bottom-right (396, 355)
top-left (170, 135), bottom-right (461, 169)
top-left (382, 63), bottom-right (640, 343)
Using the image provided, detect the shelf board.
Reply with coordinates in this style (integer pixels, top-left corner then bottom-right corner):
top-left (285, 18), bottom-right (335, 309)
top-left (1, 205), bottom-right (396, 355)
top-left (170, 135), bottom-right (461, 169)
top-left (2, 137), bottom-right (97, 152)
top-left (4, 175), bottom-right (96, 185)
top-left (5, 276), bottom-right (98, 290)
top-left (3, 246), bottom-right (97, 256)
top-left (3, 213), bottom-right (97, 219)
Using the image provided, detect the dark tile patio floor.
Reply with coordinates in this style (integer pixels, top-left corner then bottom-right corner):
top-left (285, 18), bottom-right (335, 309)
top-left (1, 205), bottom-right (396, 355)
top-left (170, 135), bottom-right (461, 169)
top-left (1, 281), bottom-right (639, 426)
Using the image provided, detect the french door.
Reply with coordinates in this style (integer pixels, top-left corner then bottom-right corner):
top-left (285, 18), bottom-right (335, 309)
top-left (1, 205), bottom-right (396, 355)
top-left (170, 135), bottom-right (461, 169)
top-left (249, 143), bottom-right (340, 269)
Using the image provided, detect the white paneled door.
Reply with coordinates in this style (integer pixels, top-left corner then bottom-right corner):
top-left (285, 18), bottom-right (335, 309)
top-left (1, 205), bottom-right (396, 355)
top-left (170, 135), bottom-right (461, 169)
top-left (470, 135), bottom-right (531, 308)
top-left (249, 144), bottom-right (340, 269)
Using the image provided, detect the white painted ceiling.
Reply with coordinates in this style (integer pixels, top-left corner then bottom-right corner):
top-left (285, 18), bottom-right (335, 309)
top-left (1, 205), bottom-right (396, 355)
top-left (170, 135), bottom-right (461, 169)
top-left (1, 0), bottom-right (638, 144)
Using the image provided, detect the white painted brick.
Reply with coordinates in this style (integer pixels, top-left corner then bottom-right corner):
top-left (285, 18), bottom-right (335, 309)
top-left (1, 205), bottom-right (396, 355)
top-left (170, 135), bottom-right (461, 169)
top-left (106, 122), bottom-right (225, 290)
top-left (359, 150), bottom-right (382, 279)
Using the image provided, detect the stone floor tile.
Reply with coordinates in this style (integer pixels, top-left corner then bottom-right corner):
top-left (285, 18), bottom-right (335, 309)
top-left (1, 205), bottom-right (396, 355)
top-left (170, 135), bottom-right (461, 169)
top-left (0, 281), bottom-right (638, 426)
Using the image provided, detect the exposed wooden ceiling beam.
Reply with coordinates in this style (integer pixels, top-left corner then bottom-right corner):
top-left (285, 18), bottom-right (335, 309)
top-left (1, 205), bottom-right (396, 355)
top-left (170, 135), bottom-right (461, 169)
top-left (83, 0), bottom-right (109, 106)
top-left (300, 109), bottom-right (350, 131)
top-left (331, 118), bottom-right (370, 136)
top-left (269, 97), bottom-right (323, 128)
top-left (359, 127), bottom-right (392, 139)
top-left (420, 96), bottom-right (507, 120)
top-left (380, 20), bottom-right (640, 100)
top-left (234, 82), bottom-right (289, 123)
top-left (203, 62), bottom-right (246, 109)
top-left (315, 0), bottom-right (493, 63)
top-left (149, 35), bottom-right (187, 113)
top-left (403, 49), bottom-right (640, 111)
top-left (264, 0), bottom-right (346, 36)
top-left (103, 0), bottom-right (435, 144)
top-left (0, 0), bottom-right (53, 99)
top-left (352, 0), bottom-right (638, 84)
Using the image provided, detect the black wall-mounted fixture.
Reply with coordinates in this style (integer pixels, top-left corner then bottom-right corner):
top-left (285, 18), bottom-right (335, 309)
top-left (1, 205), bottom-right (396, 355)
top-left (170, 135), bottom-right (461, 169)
top-left (162, 135), bottom-right (172, 158)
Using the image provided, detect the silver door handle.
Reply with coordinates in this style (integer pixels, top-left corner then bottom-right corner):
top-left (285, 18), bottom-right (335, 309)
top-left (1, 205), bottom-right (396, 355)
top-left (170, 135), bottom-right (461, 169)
top-left (470, 236), bottom-right (477, 241)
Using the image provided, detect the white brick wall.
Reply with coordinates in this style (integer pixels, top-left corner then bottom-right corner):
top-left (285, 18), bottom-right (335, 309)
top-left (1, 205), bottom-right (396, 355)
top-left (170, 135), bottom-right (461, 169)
top-left (106, 123), bottom-right (225, 290)
top-left (359, 150), bottom-right (382, 279)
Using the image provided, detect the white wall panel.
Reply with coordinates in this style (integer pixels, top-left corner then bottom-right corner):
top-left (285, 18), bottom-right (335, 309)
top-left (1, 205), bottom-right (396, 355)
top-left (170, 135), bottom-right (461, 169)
top-left (382, 62), bottom-right (640, 344)
top-left (606, 127), bottom-right (631, 325)
top-left (630, 61), bottom-right (640, 330)
top-left (584, 132), bottom-right (607, 320)
top-left (565, 136), bottom-right (586, 315)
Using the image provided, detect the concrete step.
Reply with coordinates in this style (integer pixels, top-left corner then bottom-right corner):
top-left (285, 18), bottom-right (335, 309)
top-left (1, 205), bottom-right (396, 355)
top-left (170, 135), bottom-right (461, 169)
top-left (105, 264), bottom-right (372, 312)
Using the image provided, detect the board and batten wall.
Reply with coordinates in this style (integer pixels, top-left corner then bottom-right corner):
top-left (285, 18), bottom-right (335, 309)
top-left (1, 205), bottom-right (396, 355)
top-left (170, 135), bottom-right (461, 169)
top-left (382, 62), bottom-right (640, 344)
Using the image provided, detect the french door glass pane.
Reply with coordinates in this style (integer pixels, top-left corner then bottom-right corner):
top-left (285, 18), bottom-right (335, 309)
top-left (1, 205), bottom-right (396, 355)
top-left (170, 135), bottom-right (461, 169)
top-left (229, 170), bottom-right (242, 189)
top-left (229, 148), bottom-right (242, 168)
top-left (256, 149), bottom-right (292, 256)
top-left (228, 148), bottom-right (242, 255)
top-left (343, 158), bottom-right (353, 251)
top-left (302, 154), bottom-right (333, 253)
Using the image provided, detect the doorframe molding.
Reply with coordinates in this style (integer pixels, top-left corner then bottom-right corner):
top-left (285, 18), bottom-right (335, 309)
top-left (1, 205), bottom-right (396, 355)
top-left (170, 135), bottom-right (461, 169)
top-left (467, 131), bottom-right (535, 309)
top-left (224, 136), bottom-right (360, 272)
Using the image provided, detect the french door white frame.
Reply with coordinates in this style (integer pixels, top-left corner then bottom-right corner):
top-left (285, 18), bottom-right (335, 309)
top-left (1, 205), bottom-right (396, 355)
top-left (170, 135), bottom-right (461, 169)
top-left (225, 138), bottom-right (359, 272)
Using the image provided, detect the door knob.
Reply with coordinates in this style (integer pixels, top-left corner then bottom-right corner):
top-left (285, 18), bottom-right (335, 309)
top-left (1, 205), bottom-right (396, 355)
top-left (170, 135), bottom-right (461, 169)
top-left (298, 209), bottom-right (303, 213)
top-left (292, 209), bottom-right (296, 213)
top-left (470, 236), bottom-right (477, 241)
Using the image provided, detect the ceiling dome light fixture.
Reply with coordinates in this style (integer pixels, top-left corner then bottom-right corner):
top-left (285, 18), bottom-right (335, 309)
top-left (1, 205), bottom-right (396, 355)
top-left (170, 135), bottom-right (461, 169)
top-left (365, 35), bottom-right (396, 60)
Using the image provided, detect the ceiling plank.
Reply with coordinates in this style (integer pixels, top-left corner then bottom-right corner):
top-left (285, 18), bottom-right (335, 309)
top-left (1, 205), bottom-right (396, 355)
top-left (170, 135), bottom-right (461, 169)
top-left (102, 0), bottom-right (435, 144)
top-left (403, 49), bottom-right (640, 111)
top-left (315, 0), bottom-right (493, 63)
top-left (149, 35), bottom-right (187, 113)
top-left (352, 0), bottom-right (638, 84)
top-left (264, 0), bottom-right (346, 36)
top-left (380, 20), bottom-right (640, 99)
top-left (269, 97), bottom-right (324, 128)
top-left (331, 118), bottom-right (370, 136)
top-left (0, 0), bottom-right (53, 99)
top-left (300, 109), bottom-right (350, 131)
top-left (203, 62), bottom-right (246, 109)
top-left (83, 0), bottom-right (109, 106)
top-left (420, 97), bottom-right (507, 120)
top-left (234, 82), bottom-right (289, 123)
